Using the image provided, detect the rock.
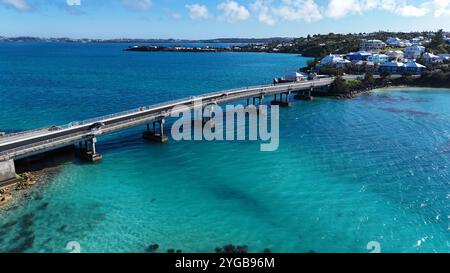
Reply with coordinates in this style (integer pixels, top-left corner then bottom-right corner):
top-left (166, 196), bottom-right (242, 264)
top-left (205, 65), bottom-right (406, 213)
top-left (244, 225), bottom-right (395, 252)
top-left (263, 248), bottom-right (272, 253)
top-left (57, 225), bottom-right (67, 232)
top-left (215, 247), bottom-right (223, 253)
top-left (176, 249), bottom-right (182, 253)
top-left (147, 244), bottom-right (159, 252)
top-left (236, 245), bottom-right (248, 253)
top-left (223, 244), bottom-right (236, 253)
top-left (37, 202), bottom-right (49, 211)
top-left (0, 194), bottom-right (13, 207)
top-left (167, 249), bottom-right (175, 253)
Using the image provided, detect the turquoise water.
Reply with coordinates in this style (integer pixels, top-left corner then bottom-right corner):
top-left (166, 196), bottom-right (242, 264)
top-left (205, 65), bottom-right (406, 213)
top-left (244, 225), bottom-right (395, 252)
top-left (0, 43), bottom-right (449, 253)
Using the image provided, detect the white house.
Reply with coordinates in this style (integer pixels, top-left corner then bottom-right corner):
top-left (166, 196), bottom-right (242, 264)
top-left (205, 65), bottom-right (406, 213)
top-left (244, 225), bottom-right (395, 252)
top-left (379, 60), bottom-right (426, 74)
top-left (411, 37), bottom-right (423, 45)
top-left (422, 52), bottom-right (442, 64)
top-left (385, 50), bottom-right (404, 61)
top-left (368, 53), bottom-right (390, 64)
top-left (404, 60), bottom-right (427, 74)
top-left (284, 71), bottom-right (305, 82)
top-left (404, 45), bottom-right (425, 59)
top-left (438, 54), bottom-right (450, 62)
top-left (386, 37), bottom-right (401, 45)
top-left (379, 62), bottom-right (405, 74)
top-left (318, 54), bottom-right (351, 68)
top-left (360, 39), bottom-right (386, 51)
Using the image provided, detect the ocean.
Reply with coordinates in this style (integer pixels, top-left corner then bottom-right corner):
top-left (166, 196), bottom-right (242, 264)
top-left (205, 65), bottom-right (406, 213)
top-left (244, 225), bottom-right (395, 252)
top-left (0, 42), bottom-right (449, 253)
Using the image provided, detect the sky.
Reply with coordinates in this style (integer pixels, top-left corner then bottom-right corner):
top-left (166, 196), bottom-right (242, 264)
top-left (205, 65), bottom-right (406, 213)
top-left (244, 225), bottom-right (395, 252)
top-left (0, 0), bottom-right (449, 39)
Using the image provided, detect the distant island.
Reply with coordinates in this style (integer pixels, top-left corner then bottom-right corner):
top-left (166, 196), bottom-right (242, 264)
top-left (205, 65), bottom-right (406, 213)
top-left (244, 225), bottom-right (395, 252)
top-left (0, 36), bottom-right (292, 44)
top-left (124, 31), bottom-right (449, 58)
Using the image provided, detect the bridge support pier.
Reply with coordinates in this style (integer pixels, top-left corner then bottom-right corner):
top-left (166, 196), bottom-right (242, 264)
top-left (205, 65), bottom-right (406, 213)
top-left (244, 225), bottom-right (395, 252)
top-left (143, 119), bottom-right (168, 143)
top-left (271, 93), bottom-right (292, 107)
top-left (0, 159), bottom-right (20, 187)
top-left (202, 105), bottom-right (216, 129)
top-left (294, 87), bottom-right (314, 101)
top-left (76, 138), bottom-right (102, 162)
top-left (251, 95), bottom-right (266, 115)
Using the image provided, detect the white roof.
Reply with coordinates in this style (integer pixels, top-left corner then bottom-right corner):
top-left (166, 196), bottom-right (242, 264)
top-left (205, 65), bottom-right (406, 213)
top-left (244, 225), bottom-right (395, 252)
top-left (381, 62), bottom-right (404, 67)
top-left (406, 45), bottom-right (425, 50)
top-left (372, 53), bottom-right (389, 57)
top-left (423, 52), bottom-right (439, 58)
top-left (404, 60), bottom-right (426, 68)
top-left (285, 71), bottom-right (303, 77)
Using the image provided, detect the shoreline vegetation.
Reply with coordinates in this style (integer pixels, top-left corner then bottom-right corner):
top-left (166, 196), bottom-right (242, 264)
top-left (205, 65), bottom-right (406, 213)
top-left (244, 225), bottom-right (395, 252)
top-left (122, 31), bottom-right (449, 58)
top-left (326, 65), bottom-right (450, 99)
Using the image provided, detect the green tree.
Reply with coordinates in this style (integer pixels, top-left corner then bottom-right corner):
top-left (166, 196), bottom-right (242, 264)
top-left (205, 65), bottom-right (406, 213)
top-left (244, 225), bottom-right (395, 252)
top-left (401, 71), bottom-right (413, 78)
top-left (380, 69), bottom-right (391, 80)
top-left (306, 59), bottom-right (318, 70)
top-left (430, 29), bottom-right (445, 50)
top-left (329, 76), bottom-right (349, 94)
top-left (363, 71), bottom-right (375, 86)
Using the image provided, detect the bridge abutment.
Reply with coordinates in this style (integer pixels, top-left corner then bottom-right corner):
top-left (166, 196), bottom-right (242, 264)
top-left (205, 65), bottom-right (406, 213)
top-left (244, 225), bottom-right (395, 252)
top-left (76, 138), bottom-right (102, 162)
top-left (143, 119), bottom-right (168, 143)
top-left (0, 159), bottom-right (20, 187)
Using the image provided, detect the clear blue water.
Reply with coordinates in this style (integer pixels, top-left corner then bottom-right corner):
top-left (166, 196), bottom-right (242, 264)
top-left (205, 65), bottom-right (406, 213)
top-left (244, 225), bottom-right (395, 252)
top-left (0, 43), bottom-right (449, 253)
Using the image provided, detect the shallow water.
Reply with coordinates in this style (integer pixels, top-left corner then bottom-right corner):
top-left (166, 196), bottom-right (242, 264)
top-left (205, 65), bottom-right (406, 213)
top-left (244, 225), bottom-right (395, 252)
top-left (0, 43), bottom-right (449, 253)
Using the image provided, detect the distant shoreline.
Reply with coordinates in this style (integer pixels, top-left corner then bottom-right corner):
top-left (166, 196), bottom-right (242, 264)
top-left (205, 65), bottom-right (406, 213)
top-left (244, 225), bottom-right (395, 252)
top-left (124, 45), bottom-right (293, 54)
top-left (0, 37), bottom-right (292, 44)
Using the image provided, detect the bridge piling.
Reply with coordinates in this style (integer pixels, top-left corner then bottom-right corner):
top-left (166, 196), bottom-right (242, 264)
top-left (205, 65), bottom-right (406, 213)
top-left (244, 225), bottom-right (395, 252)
top-left (143, 119), bottom-right (168, 143)
top-left (202, 105), bottom-right (216, 129)
top-left (294, 86), bottom-right (314, 101)
top-left (76, 138), bottom-right (102, 162)
top-left (271, 92), bottom-right (292, 107)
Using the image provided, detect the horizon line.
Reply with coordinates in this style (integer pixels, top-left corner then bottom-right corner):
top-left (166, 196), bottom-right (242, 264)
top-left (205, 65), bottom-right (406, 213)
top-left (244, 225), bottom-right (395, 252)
top-left (1, 29), bottom-right (447, 41)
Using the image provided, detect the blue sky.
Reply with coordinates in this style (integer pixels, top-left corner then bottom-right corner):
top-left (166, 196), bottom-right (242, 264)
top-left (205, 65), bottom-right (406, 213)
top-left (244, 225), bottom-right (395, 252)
top-left (1, 0), bottom-right (449, 39)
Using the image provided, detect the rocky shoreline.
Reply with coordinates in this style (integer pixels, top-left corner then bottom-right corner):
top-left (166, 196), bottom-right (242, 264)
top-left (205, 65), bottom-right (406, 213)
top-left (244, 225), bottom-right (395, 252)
top-left (0, 149), bottom-right (75, 216)
top-left (0, 167), bottom-right (61, 215)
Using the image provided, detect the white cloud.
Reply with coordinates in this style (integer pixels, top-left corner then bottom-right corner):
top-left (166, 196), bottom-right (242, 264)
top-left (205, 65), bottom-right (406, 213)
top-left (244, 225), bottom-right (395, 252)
top-left (426, 0), bottom-right (450, 16)
top-left (324, 0), bottom-right (441, 18)
top-left (251, 0), bottom-right (276, 25)
top-left (217, 0), bottom-right (250, 22)
top-left (326, 0), bottom-right (371, 19)
top-left (396, 4), bottom-right (429, 16)
top-left (273, 0), bottom-right (323, 22)
top-left (121, 0), bottom-right (152, 10)
top-left (1, 0), bottom-right (30, 10)
top-left (66, 0), bottom-right (81, 6)
top-left (250, 0), bottom-right (322, 24)
top-left (186, 4), bottom-right (210, 20)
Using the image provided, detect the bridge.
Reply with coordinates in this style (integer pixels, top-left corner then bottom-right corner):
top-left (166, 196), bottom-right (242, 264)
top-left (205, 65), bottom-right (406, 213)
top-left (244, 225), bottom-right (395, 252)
top-left (0, 77), bottom-right (334, 186)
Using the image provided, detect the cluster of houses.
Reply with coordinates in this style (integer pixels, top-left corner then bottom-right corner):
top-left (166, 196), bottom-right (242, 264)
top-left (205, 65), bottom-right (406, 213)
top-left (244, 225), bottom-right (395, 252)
top-left (317, 36), bottom-right (449, 75)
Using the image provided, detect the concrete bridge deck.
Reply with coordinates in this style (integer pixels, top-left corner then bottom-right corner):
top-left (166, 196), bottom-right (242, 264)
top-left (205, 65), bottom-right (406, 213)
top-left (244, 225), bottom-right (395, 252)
top-left (0, 77), bottom-right (334, 184)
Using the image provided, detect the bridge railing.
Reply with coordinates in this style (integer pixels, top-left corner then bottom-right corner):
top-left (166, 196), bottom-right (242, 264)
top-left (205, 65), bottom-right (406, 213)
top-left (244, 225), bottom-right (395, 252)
top-left (72, 83), bottom-right (285, 126)
top-left (0, 131), bottom-right (88, 161)
top-left (1, 79), bottom-right (334, 148)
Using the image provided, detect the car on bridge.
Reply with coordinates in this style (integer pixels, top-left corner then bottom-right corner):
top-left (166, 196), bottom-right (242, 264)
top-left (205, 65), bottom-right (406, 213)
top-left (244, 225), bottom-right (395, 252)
top-left (89, 122), bottom-right (105, 131)
top-left (48, 125), bottom-right (62, 132)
